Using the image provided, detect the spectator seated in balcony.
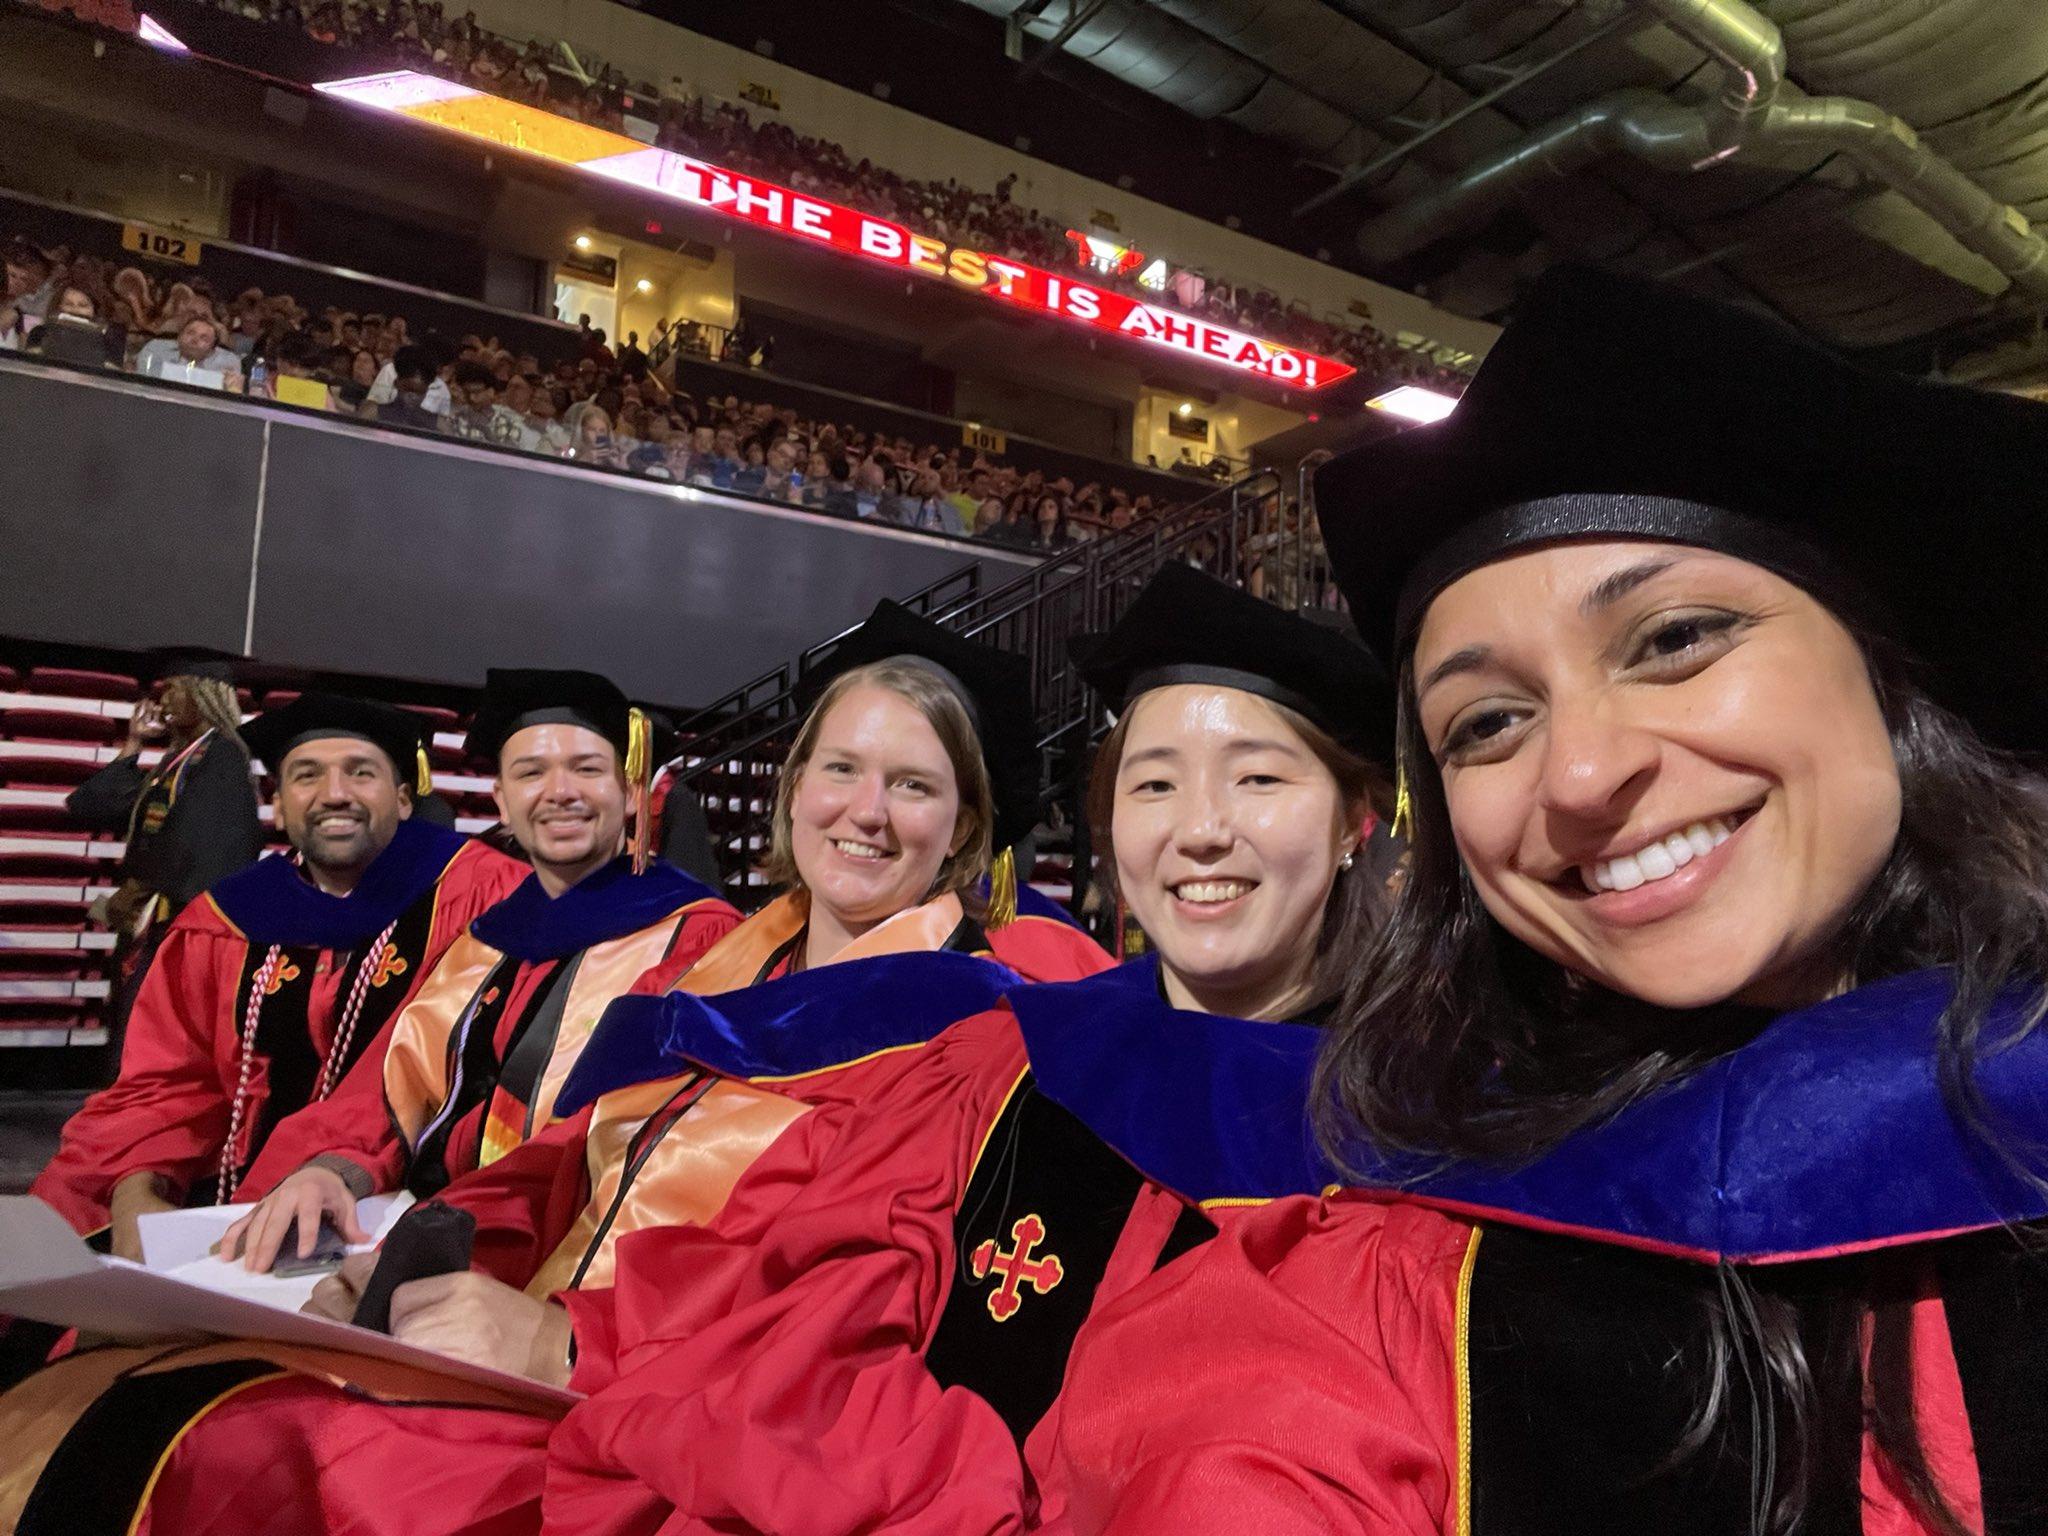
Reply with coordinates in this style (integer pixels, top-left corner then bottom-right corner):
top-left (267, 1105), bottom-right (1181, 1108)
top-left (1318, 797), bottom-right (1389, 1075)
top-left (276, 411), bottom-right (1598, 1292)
top-left (223, 290), bottom-right (268, 359)
top-left (563, 400), bottom-right (624, 468)
top-left (3, 237), bottom-right (55, 329)
top-left (374, 344), bottom-right (442, 431)
top-left (503, 374), bottom-right (566, 453)
top-left (729, 433), bottom-right (773, 497)
top-left (1032, 491), bottom-right (1077, 552)
top-left (334, 345), bottom-right (381, 412)
top-left (687, 423), bottom-right (743, 490)
top-left (135, 314), bottom-right (244, 389)
top-left (440, 358), bottom-right (527, 447)
top-left (814, 454), bottom-right (859, 517)
top-left (848, 455), bottom-right (896, 522)
top-left (265, 331), bottom-right (338, 410)
top-left (899, 467), bottom-right (965, 536)
top-left (979, 491), bottom-right (1038, 549)
top-left (23, 285), bottom-right (113, 367)
top-left (623, 411), bottom-right (685, 479)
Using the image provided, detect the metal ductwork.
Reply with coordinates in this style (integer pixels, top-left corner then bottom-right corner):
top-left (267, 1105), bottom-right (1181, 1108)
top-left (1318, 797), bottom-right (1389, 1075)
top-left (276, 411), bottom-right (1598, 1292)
top-left (1356, 0), bottom-right (2048, 299)
top-left (1359, 89), bottom-right (1713, 263)
top-left (956, 0), bottom-right (1378, 164)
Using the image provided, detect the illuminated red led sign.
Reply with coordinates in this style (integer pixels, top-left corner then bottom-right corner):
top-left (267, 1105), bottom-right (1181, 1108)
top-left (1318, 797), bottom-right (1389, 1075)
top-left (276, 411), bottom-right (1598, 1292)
top-left (314, 71), bottom-right (1356, 391)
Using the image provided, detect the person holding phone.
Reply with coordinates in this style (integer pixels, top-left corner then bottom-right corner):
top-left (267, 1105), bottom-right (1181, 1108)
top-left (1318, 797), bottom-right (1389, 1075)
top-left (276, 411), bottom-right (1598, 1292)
top-left (65, 654), bottom-right (265, 1046)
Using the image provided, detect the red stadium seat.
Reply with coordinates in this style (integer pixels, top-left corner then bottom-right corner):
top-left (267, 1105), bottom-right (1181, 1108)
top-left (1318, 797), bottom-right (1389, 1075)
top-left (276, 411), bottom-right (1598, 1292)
top-left (402, 704), bottom-right (464, 732)
top-left (0, 787), bottom-right (81, 833)
top-left (0, 1006), bottom-right (94, 1046)
top-left (0, 741), bottom-right (106, 786)
top-left (0, 708), bottom-right (123, 744)
top-left (26, 667), bottom-right (140, 702)
top-left (0, 923), bottom-right (100, 960)
top-left (0, 835), bottom-right (118, 877)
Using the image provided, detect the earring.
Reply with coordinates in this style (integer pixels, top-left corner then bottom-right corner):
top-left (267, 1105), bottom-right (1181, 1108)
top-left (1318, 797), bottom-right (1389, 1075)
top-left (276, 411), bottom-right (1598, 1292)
top-left (1339, 851), bottom-right (1356, 872)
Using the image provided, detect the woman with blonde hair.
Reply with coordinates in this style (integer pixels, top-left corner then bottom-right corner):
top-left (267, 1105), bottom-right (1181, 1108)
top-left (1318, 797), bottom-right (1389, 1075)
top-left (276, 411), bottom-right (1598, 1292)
top-left (65, 653), bottom-right (262, 1037)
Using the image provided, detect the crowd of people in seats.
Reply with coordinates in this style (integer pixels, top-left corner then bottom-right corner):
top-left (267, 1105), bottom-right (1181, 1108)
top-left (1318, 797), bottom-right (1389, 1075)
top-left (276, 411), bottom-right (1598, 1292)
top-left (0, 225), bottom-right (1193, 537)
top-left (13, 265), bottom-right (2048, 1536)
top-left (179, 0), bottom-right (1467, 393)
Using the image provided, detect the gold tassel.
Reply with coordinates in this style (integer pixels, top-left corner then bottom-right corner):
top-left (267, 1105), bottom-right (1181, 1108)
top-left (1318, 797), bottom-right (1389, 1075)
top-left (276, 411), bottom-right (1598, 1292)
top-left (414, 745), bottom-right (433, 800)
top-left (624, 708), bottom-right (650, 787)
top-left (986, 846), bottom-right (1018, 929)
top-left (626, 709), bottom-right (654, 875)
top-left (1391, 763), bottom-right (1414, 842)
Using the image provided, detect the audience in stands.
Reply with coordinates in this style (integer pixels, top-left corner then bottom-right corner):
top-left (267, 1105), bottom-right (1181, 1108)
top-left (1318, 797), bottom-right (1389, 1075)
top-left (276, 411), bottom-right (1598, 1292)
top-left (179, 0), bottom-right (1465, 393)
top-left (1, 218), bottom-right (1206, 542)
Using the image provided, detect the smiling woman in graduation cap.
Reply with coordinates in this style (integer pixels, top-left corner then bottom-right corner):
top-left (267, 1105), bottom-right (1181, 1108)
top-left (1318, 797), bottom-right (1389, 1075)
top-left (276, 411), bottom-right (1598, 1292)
top-left (532, 565), bottom-right (1395, 1535)
top-left (1053, 267), bottom-right (2048, 1536)
top-left (400, 600), bottom-right (1111, 1318)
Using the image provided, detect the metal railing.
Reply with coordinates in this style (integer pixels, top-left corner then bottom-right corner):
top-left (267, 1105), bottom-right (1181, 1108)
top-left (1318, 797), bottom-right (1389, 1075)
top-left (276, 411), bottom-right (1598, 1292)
top-left (661, 469), bottom-right (1293, 898)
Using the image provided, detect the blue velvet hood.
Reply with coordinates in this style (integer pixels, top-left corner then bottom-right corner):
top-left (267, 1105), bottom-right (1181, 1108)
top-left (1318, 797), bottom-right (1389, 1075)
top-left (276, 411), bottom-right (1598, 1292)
top-left (555, 949), bottom-right (1023, 1116)
top-left (1017, 960), bottom-right (2048, 1265)
top-left (209, 819), bottom-right (471, 950)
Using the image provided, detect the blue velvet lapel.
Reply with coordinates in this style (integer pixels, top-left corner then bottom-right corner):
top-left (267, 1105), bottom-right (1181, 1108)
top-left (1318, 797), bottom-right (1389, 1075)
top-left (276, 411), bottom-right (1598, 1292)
top-left (468, 857), bottom-right (715, 963)
top-left (555, 950), bottom-right (1022, 1116)
top-left (1384, 968), bottom-right (2048, 1263)
top-left (1013, 954), bottom-right (1339, 1206)
top-left (208, 819), bottom-right (470, 949)
top-left (1023, 961), bottom-right (2048, 1264)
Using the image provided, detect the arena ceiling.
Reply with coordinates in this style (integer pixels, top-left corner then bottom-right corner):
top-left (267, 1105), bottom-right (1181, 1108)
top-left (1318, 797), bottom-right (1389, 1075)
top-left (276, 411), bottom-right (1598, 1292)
top-left (941, 0), bottom-right (2048, 386)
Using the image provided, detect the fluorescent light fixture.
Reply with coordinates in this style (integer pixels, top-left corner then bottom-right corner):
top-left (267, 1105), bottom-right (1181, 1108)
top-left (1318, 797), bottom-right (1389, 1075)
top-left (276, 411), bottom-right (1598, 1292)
top-left (138, 14), bottom-right (189, 51)
top-left (1366, 384), bottom-right (1459, 424)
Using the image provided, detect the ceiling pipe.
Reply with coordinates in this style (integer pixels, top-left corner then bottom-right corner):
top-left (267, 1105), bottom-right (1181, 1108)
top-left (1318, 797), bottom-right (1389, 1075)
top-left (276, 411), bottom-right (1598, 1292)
top-left (1356, 0), bottom-right (2048, 300)
top-left (1358, 90), bottom-right (1713, 264)
top-left (1639, 0), bottom-right (1781, 159)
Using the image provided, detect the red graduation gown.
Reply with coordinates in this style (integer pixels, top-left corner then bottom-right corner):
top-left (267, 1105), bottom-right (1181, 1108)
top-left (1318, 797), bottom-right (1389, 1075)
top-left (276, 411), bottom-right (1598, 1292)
top-left (539, 1003), bottom-right (1208, 1535)
top-left (121, 914), bottom-right (1107, 1536)
top-left (30, 833), bottom-right (524, 1232)
top-left (119, 1014), bottom-right (1025, 1536)
top-left (1052, 1192), bottom-right (1986, 1536)
top-left (236, 861), bottom-right (740, 1200)
top-left (443, 898), bottom-right (1112, 1298)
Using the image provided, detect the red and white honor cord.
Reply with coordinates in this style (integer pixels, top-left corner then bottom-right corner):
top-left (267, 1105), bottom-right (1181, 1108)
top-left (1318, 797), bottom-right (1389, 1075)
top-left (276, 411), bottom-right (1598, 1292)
top-left (215, 922), bottom-right (397, 1204)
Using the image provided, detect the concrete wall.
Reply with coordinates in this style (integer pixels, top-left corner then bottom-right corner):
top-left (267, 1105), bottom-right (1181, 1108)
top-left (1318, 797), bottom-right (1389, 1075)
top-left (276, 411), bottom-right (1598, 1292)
top-left (0, 358), bottom-right (1037, 709)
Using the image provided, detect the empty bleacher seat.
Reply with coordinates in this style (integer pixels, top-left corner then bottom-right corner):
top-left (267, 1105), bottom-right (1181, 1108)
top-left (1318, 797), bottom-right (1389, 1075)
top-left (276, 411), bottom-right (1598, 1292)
top-left (26, 667), bottom-right (139, 703)
top-left (0, 741), bottom-right (109, 786)
top-left (0, 706), bottom-right (123, 744)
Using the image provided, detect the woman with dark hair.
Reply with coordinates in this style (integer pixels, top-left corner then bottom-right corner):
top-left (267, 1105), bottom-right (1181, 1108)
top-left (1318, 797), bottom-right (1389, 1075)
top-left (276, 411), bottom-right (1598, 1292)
top-left (531, 565), bottom-right (1399, 1533)
top-left (1055, 268), bottom-right (2048, 1536)
top-left (1033, 491), bottom-right (1075, 551)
